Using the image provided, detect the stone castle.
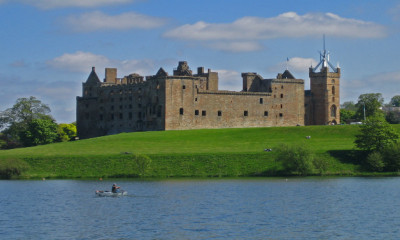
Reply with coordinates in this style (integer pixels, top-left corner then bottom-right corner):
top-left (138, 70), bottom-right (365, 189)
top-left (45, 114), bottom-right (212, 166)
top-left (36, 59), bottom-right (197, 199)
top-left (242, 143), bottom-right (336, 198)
top-left (77, 50), bottom-right (340, 139)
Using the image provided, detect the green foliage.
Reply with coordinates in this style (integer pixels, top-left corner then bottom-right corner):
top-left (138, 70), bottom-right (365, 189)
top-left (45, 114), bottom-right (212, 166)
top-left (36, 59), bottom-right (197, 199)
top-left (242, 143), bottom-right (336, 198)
top-left (340, 109), bottom-right (356, 124)
top-left (0, 97), bottom-right (55, 148)
top-left (365, 151), bottom-right (385, 172)
top-left (133, 154), bottom-right (152, 176)
top-left (381, 144), bottom-right (400, 171)
top-left (355, 115), bottom-right (399, 152)
top-left (19, 118), bottom-right (58, 147)
top-left (0, 158), bottom-right (29, 179)
top-left (57, 123), bottom-right (77, 142)
top-left (390, 95), bottom-right (400, 107)
top-left (385, 111), bottom-right (400, 124)
top-left (341, 101), bottom-right (357, 111)
top-left (312, 157), bottom-right (330, 175)
top-left (275, 144), bottom-right (314, 175)
top-left (355, 93), bottom-right (384, 120)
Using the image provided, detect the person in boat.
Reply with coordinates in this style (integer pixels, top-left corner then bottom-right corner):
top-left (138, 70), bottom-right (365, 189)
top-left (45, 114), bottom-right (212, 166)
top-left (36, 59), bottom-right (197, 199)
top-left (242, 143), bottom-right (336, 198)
top-left (111, 183), bottom-right (120, 193)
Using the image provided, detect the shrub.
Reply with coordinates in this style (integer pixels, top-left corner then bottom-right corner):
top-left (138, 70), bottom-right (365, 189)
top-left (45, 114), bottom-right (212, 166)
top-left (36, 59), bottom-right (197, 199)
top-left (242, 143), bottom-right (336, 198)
top-left (366, 151), bottom-right (385, 172)
top-left (313, 157), bottom-right (329, 175)
top-left (381, 144), bottom-right (400, 171)
top-left (275, 144), bottom-right (314, 175)
top-left (0, 158), bottom-right (29, 179)
top-left (133, 154), bottom-right (152, 176)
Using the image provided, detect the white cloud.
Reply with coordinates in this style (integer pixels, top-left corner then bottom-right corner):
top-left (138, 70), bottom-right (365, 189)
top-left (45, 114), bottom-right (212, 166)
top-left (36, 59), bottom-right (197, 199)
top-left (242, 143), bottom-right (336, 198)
top-left (269, 57), bottom-right (318, 73)
top-left (207, 41), bottom-right (262, 52)
top-left (165, 12), bottom-right (386, 41)
top-left (47, 51), bottom-right (157, 77)
top-left (5, 0), bottom-right (136, 9)
top-left (342, 71), bottom-right (400, 103)
top-left (64, 11), bottom-right (167, 32)
top-left (164, 12), bottom-right (387, 52)
top-left (216, 69), bottom-right (242, 91)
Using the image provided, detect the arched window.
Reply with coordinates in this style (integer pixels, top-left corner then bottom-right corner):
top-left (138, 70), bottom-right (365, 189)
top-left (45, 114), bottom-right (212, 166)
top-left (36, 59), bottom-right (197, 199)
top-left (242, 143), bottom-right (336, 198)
top-left (332, 86), bottom-right (335, 95)
top-left (331, 105), bottom-right (337, 117)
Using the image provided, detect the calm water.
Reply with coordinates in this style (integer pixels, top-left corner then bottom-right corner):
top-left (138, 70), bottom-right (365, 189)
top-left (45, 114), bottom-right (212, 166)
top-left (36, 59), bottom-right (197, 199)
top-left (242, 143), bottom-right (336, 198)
top-left (1, 177), bottom-right (400, 239)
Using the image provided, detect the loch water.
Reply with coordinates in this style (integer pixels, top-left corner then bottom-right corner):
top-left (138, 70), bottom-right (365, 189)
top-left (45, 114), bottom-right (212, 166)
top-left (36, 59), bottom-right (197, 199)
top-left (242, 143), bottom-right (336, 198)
top-left (1, 177), bottom-right (400, 239)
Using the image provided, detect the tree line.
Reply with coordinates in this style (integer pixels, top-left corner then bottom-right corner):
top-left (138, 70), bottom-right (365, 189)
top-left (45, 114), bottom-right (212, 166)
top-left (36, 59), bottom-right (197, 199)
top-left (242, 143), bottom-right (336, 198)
top-left (0, 96), bottom-right (76, 149)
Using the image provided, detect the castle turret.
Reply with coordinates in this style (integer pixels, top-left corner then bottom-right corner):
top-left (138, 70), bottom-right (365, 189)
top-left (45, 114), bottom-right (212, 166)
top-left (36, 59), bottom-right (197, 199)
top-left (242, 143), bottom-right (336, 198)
top-left (308, 42), bottom-right (340, 125)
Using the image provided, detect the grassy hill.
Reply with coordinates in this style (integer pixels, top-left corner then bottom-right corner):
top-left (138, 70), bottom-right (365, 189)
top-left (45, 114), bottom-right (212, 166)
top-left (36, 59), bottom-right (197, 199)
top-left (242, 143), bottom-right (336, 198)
top-left (1, 125), bottom-right (399, 179)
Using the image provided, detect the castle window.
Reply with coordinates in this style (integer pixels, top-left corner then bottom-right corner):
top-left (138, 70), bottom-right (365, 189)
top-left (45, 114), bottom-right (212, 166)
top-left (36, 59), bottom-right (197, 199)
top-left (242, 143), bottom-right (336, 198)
top-left (281, 85), bottom-right (284, 89)
top-left (218, 111), bottom-right (222, 116)
top-left (120, 97), bottom-right (123, 102)
top-left (264, 111), bottom-right (268, 116)
top-left (332, 79), bottom-right (335, 84)
top-left (119, 113), bottom-right (123, 119)
top-left (280, 94), bottom-right (283, 98)
top-left (129, 104), bottom-right (132, 109)
top-left (182, 85), bottom-right (186, 89)
top-left (180, 108), bottom-right (184, 115)
top-left (99, 114), bottom-right (103, 121)
top-left (129, 112), bottom-right (132, 120)
top-left (274, 95), bottom-right (276, 98)
top-left (332, 97), bottom-right (335, 102)
top-left (138, 103), bottom-right (142, 108)
top-left (281, 104), bottom-right (283, 108)
top-left (111, 106), bottom-right (114, 110)
top-left (244, 111), bottom-right (248, 116)
top-left (331, 105), bottom-right (337, 117)
top-left (119, 105), bottom-right (123, 110)
top-left (202, 110), bottom-right (206, 116)
top-left (195, 110), bottom-right (199, 116)
top-left (195, 98), bottom-right (198, 102)
top-left (111, 114), bottom-right (114, 120)
top-left (332, 86), bottom-right (335, 95)
top-left (138, 112), bottom-right (142, 119)
top-left (157, 106), bottom-right (162, 117)
top-left (279, 113), bottom-right (283, 117)
top-left (260, 98), bottom-right (263, 104)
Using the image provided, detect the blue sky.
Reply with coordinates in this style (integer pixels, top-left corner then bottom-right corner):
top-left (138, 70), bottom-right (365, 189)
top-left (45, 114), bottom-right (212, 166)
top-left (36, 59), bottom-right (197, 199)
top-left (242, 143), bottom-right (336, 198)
top-left (1, 0), bottom-right (400, 123)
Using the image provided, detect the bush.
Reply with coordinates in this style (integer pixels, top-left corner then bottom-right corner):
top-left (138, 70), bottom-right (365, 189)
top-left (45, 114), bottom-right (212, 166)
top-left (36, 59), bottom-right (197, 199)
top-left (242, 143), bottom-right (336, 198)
top-left (275, 144), bottom-right (314, 175)
top-left (366, 151), bottom-right (385, 172)
top-left (0, 158), bottom-right (29, 179)
top-left (313, 157), bottom-right (329, 175)
top-left (381, 144), bottom-right (400, 171)
top-left (133, 154), bottom-right (152, 176)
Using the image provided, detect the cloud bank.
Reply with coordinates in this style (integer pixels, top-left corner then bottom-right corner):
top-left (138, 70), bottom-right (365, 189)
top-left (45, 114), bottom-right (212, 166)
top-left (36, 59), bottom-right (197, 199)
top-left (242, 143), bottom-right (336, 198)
top-left (164, 12), bottom-right (387, 52)
top-left (64, 11), bottom-right (167, 32)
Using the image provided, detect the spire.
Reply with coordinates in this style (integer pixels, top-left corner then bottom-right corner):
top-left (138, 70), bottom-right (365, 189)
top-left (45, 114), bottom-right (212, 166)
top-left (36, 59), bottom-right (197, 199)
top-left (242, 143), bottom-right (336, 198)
top-left (311, 35), bottom-right (338, 73)
top-left (85, 66), bottom-right (101, 84)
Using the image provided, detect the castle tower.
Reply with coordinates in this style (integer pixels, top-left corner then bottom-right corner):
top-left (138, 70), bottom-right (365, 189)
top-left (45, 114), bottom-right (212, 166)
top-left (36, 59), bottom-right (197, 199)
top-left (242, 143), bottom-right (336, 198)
top-left (308, 40), bottom-right (340, 125)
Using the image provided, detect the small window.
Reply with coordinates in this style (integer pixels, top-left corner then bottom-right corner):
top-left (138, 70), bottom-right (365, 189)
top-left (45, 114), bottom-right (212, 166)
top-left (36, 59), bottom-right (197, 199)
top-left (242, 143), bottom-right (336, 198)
top-left (218, 111), bottom-right (222, 116)
top-left (259, 98), bottom-right (263, 104)
top-left (332, 86), bottom-right (335, 95)
top-left (129, 112), bottom-right (132, 120)
top-left (244, 111), bottom-right (248, 116)
top-left (119, 113), bottom-right (123, 119)
top-left (280, 94), bottom-right (283, 98)
top-left (279, 113), bottom-right (283, 117)
top-left (99, 114), bottom-right (103, 120)
top-left (129, 104), bottom-right (132, 109)
top-left (195, 98), bottom-right (198, 102)
top-left (180, 108), bottom-right (184, 115)
top-left (195, 110), bottom-right (199, 116)
top-left (281, 104), bottom-right (283, 109)
top-left (138, 112), bottom-right (141, 119)
top-left (119, 105), bottom-right (123, 110)
top-left (264, 111), bottom-right (268, 116)
top-left (111, 114), bottom-right (114, 120)
top-left (202, 110), bottom-right (206, 116)
top-left (182, 85), bottom-right (186, 89)
top-left (274, 95), bottom-right (276, 98)
top-left (281, 85), bottom-right (284, 89)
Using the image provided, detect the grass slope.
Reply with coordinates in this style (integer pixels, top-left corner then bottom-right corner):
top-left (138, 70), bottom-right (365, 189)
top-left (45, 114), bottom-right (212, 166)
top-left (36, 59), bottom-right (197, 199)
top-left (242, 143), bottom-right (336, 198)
top-left (1, 125), bottom-right (399, 178)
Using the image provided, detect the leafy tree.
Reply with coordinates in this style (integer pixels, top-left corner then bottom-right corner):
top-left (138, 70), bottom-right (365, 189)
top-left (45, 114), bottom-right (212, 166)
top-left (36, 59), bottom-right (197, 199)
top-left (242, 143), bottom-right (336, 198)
top-left (0, 97), bottom-right (55, 147)
top-left (355, 93), bottom-right (384, 120)
top-left (389, 95), bottom-right (400, 107)
top-left (354, 115), bottom-right (399, 152)
top-left (275, 144), bottom-right (314, 175)
top-left (340, 109), bottom-right (356, 124)
top-left (341, 101), bottom-right (357, 111)
top-left (19, 118), bottom-right (58, 147)
top-left (57, 123), bottom-right (77, 142)
top-left (385, 111), bottom-right (400, 124)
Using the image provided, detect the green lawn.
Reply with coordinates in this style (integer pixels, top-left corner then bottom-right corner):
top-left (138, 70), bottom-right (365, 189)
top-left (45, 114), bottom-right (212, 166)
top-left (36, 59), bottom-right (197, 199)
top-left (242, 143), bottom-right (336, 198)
top-left (1, 125), bottom-right (399, 178)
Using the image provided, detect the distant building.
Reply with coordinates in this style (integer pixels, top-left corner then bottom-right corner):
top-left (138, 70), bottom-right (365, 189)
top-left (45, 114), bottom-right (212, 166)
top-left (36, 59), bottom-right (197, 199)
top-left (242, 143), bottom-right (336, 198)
top-left (77, 49), bottom-right (340, 139)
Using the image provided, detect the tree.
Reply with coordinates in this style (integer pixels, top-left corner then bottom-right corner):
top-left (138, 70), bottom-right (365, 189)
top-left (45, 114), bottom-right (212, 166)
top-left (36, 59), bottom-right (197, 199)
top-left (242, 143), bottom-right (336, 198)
top-left (354, 115), bottom-right (399, 152)
top-left (0, 97), bottom-right (55, 148)
top-left (19, 118), bottom-right (58, 147)
top-left (57, 123), bottom-right (77, 142)
top-left (341, 101), bottom-right (357, 111)
top-left (340, 109), bottom-right (356, 124)
top-left (390, 95), bottom-right (400, 107)
top-left (355, 93), bottom-right (384, 120)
